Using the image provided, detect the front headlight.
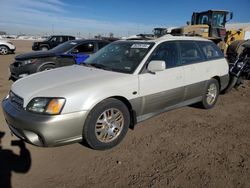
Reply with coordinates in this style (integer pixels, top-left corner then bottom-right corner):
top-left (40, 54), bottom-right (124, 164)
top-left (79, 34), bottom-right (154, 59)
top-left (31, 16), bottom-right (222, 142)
top-left (23, 59), bottom-right (37, 65)
top-left (27, 98), bottom-right (66, 115)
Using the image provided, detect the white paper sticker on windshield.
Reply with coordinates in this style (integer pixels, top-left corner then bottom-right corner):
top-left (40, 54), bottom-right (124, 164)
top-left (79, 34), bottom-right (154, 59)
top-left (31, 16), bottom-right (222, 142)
top-left (131, 44), bottom-right (150, 49)
top-left (70, 42), bottom-right (77, 45)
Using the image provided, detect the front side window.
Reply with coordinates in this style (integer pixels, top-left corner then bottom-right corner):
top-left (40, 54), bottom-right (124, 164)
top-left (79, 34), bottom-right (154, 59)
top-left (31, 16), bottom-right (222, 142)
top-left (76, 43), bottom-right (95, 53)
top-left (179, 41), bottom-right (203, 65)
top-left (150, 42), bottom-right (180, 68)
top-left (85, 42), bottom-right (154, 73)
top-left (50, 37), bottom-right (57, 42)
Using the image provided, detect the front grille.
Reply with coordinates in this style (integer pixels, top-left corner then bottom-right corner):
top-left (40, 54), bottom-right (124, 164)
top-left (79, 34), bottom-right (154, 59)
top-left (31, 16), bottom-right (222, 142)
top-left (9, 91), bottom-right (24, 109)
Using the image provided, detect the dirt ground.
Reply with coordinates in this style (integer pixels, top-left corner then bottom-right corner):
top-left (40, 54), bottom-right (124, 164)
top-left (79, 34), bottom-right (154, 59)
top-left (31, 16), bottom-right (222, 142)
top-left (0, 40), bottom-right (250, 188)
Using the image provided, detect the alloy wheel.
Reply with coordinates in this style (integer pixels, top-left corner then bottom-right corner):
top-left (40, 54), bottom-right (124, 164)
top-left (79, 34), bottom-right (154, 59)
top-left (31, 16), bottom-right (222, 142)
top-left (95, 108), bottom-right (124, 143)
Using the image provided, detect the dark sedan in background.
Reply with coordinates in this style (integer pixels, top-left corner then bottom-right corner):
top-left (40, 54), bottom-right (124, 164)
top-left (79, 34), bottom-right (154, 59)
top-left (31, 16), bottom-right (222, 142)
top-left (9, 39), bottom-right (110, 81)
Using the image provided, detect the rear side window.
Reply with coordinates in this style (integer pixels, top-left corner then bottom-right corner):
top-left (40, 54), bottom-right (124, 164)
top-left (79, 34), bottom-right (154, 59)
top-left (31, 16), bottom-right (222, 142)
top-left (57, 36), bottom-right (63, 42)
top-left (197, 41), bottom-right (224, 59)
top-left (178, 41), bottom-right (204, 65)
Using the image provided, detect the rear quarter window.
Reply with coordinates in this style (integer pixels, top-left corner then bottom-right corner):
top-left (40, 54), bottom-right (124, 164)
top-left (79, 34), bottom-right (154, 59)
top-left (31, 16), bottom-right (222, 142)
top-left (197, 41), bottom-right (224, 60)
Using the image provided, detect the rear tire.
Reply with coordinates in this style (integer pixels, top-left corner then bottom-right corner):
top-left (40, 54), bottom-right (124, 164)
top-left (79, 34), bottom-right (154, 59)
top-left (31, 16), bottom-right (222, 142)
top-left (200, 79), bottom-right (219, 109)
top-left (83, 98), bottom-right (130, 150)
top-left (0, 45), bottom-right (9, 55)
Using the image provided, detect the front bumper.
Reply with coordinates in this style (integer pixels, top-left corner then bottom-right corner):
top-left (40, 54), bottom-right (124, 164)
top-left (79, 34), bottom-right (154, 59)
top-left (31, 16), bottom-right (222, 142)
top-left (9, 44), bottom-right (16, 52)
top-left (2, 99), bottom-right (88, 147)
top-left (9, 62), bottom-right (37, 81)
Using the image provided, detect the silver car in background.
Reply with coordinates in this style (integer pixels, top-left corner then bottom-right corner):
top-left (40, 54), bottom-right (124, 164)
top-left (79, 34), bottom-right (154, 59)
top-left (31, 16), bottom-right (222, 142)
top-left (2, 35), bottom-right (229, 150)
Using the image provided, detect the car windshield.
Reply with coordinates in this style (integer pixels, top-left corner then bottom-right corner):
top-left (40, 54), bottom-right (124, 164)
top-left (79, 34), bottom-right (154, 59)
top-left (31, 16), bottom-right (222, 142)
top-left (84, 41), bottom-right (154, 73)
top-left (50, 41), bottom-right (78, 53)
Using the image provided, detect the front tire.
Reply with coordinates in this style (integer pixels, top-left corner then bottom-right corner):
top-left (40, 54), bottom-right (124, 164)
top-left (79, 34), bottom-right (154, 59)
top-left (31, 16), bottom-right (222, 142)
top-left (83, 98), bottom-right (130, 150)
top-left (39, 64), bottom-right (55, 72)
top-left (0, 45), bottom-right (9, 55)
top-left (40, 46), bottom-right (49, 51)
top-left (200, 79), bottom-right (219, 109)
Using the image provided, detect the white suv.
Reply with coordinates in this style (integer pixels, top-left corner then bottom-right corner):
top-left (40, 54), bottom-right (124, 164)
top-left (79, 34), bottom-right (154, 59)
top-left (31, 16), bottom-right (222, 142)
top-left (0, 40), bottom-right (16, 55)
top-left (2, 35), bottom-right (229, 150)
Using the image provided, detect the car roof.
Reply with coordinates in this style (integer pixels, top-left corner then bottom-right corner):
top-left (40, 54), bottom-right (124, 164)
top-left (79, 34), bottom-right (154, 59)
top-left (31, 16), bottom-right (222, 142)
top-left (69, 39), bottom-right (111, 44)
top-left (50, 35), bottom-right (75, 37)
top-left (120, 35), bottom-right (210, 44)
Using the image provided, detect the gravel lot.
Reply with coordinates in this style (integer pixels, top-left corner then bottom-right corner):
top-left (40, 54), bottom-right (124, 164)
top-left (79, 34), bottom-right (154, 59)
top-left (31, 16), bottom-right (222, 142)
top-left (0, 40), bottom-right (250, 188)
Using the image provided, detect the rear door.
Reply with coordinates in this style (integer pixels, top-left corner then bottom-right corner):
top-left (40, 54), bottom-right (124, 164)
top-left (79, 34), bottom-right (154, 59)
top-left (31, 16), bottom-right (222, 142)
top-left (178, 41), bottom-right (209, 100)
top-left (138, 41), bottom-right (185, 115)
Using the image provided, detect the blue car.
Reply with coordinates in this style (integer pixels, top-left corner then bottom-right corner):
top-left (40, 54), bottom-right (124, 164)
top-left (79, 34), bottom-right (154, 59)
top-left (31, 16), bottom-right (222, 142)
top-left (9, 39), bottom-right (111, 81)
top-left (59, 53), bottom-right (90, 65)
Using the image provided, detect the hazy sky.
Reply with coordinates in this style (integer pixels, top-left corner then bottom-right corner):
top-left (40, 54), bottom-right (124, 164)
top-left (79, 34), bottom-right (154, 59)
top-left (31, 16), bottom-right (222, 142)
top-left (0, 0), bottom-right (249, 37)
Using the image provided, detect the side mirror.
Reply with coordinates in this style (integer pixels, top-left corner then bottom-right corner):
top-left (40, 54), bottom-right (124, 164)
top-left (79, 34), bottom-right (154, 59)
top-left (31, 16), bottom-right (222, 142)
top-left (71, 49), bottom-right (79, 54)
top-left (148, 60), bottom-right (166, 73)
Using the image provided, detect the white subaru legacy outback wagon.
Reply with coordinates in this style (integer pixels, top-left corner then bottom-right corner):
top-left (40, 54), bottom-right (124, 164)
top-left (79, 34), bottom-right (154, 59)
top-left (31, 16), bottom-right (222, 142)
top-left (2, 35), bottom-right (229, 150)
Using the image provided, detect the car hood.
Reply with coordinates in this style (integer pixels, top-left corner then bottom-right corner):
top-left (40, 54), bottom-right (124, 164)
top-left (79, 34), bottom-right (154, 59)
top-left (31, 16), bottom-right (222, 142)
top-left (15, 51), bottom-right (57, 60)
top-left (11, 65), bottom-right (133, 107)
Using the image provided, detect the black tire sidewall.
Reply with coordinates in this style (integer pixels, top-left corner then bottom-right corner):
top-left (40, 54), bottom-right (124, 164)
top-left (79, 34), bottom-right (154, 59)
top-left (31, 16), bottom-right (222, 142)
top-left (83, 98), bottom-right (130, 150)
top-left (202, 79), bottom-right (219, 109)
top-left (39, 64), bottom-right (55, 71)
top-left (0, 45), bottom-right (9, 55)
top-left (40, 46), bottom-right (48, 51)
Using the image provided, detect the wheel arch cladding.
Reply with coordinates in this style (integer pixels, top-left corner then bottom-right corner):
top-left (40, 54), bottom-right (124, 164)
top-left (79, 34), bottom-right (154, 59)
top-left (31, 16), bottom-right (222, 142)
top-left (109, 96), bottom-right (136, 129)
top-left (212, 76), bottom-right (221, 89)
top-left (0, 45), bottom-right (10, 50)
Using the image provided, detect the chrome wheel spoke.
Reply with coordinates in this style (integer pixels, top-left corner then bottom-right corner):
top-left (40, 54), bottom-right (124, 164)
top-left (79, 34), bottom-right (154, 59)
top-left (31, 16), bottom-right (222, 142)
top-left (107, 129), bottom-right (116, 138)
top-left (206, 83), bottom-right (217, 105)
top-left (97, 119), bottom-right (106, 124)
top-left (95, 108), bottom-right (124, 143)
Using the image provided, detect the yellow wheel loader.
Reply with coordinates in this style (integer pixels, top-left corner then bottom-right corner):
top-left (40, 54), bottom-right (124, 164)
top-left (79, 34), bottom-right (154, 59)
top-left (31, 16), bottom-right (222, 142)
top-left (168, 10), bottom-right (250, 63)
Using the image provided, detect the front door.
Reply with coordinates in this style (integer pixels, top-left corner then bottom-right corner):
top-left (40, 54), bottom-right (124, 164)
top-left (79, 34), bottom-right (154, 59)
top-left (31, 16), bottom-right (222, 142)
top-left (138, 42), bottom-right (185, 115)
